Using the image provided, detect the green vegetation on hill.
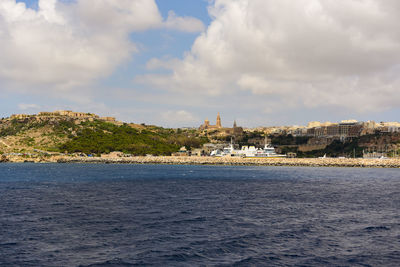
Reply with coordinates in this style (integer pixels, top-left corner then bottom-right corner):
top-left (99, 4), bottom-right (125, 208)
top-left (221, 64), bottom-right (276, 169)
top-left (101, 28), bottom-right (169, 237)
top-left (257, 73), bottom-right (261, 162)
top-left (0, 119), bottom-right (34, 137)
top-left (0, 118), bottom-right (76, 137)
top-left (0, 117), bottom-right (208, 155)
top-left (59, 121), bottom-right (178, 155)
top-left (59, 121), bottom-right (208, 156)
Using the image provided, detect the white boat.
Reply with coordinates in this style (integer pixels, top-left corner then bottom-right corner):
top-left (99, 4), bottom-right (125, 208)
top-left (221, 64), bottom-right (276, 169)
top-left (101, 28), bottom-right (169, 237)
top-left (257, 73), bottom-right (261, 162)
top-left (239, 144), bottom-right (286, 158)
top-left (210, 139), bottom-right (286, 158)
top-left (210, 142), bottom-right (237, 157)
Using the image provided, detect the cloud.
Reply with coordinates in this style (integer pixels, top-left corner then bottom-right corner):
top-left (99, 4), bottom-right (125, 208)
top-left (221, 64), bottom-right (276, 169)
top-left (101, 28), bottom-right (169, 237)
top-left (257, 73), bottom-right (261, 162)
top-left (39, 0), bottom-right (64, 24)
top-left (145, 57), bottom-right (180, 71)
top-left (0, 0), bottom-right (142, 91)
top-left (161, 110), bottom-right (199, 126)
top-left (18, 103), bottom-right (41, 110)
top-left (140, 0), bottom-right (400, 113)
top-left (164, 11), bottom-right (205, 33)
top-left (73, 0), bottom-right (162, 32)
top-left (0, 0), bottom-right (204, 94)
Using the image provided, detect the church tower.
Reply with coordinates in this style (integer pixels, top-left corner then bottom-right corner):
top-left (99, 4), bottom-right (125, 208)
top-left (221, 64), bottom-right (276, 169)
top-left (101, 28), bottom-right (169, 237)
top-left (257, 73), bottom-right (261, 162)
top-left (216, 113), bottom-right (222, 128)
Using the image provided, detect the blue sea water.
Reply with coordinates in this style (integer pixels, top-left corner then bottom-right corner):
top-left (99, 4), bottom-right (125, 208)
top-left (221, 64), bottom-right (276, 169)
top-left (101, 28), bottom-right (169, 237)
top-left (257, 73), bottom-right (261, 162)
top-left (0, 163), bottom-right (399, 266)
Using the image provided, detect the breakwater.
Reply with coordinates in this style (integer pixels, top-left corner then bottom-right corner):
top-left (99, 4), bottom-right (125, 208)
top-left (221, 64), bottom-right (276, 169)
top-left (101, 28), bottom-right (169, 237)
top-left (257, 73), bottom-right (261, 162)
top-left (3, 155), bottom-right (400, 168)
top-left (17, 156), bottom-right (400, 168)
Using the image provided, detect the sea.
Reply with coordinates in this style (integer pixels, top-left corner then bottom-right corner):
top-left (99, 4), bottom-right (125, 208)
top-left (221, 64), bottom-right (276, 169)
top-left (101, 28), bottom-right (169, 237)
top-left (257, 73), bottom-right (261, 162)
top-left (0, 163), bottom-right (399, 267)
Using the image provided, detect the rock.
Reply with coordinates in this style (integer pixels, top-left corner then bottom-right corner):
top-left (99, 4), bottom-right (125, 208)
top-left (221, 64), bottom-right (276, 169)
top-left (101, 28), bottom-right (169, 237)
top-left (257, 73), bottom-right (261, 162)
top-left (0, 155), bottom-right (9, 163)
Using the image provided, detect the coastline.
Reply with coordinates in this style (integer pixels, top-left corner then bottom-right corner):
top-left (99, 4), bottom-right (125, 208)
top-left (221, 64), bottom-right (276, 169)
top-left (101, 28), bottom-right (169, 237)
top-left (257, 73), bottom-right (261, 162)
top-left (2, 155), bottom-right (400, 168)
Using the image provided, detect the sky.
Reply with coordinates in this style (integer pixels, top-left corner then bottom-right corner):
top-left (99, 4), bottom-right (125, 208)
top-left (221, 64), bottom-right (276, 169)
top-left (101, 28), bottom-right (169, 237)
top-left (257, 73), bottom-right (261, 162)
top-left (1, 0), bottom-right (400, 128)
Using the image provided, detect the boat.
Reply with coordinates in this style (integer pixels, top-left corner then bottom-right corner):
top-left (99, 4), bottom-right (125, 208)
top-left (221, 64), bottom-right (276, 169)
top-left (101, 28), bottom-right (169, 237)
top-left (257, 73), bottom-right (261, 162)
top-left (239, 144), bottom-right (286, 158)
top-left (210, 142), bottom-right (237, 157)
top-left (210, 138), bottom-right (286, 158)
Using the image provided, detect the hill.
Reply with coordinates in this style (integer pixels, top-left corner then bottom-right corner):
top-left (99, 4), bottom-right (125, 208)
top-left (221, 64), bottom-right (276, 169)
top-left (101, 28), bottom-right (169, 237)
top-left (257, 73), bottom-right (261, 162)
top-left (0, 113), bottom-right (207, 156)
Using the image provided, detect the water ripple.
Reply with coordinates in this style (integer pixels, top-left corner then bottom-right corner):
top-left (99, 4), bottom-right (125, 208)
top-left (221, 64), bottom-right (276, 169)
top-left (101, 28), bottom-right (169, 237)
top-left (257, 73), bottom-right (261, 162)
top-left (0, 164), bottom-right (399, 266)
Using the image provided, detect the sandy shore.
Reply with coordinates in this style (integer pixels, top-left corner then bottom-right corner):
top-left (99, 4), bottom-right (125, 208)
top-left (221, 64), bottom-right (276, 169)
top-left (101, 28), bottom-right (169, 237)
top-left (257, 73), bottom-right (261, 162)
top-left (3, 155), bottom-right (400, 168)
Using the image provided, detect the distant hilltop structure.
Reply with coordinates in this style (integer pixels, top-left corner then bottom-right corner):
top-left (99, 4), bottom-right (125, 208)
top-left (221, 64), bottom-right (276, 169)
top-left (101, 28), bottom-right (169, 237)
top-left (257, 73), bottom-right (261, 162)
top-left (39, 110), bottom-right (95, 118)
top-left (9, 110), bottom-right (117, 123)
top-left (307, 121), bottom-right (334, 128)
top-left (199, 113), bottom-right (243, 136)
top-left (199, 112), bottom-right (222, 130)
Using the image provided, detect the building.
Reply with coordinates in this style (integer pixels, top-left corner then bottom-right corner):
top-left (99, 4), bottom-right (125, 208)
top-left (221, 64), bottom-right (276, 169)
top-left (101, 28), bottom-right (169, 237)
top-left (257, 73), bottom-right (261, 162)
top-left (199, 113), bottom-right (222, 130)
top-left (225, 120), bottom-right (244, 136)
top-left (339, 122), bottom-right (357, 136)
top-left (315, 127), bottom-right (327, 137)
top-left (172, 146), bottom-right (190, 156)
top-left (307, 121), bottom-right (334, 128)
top-left (306, 127), bottom-right (315, 136)
top-left (348, 124), bottom-right (364, 137)
top-left (199, 113), bottom-right (244, 138)
top-left (100, 117), bottom-right (116, 122)
top-left (327, 124), bottom-right (340, 136)
top-left (10, 114), bottom-right (31, 120)
top-left (38, 110), bottom-right (99, 119)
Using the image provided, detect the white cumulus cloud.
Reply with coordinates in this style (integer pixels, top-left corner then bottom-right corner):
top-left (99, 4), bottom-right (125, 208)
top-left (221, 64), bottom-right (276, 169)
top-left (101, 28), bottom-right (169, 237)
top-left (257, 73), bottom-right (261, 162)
top-left (140, 0), bottom-right (400, 113)
top-left (18, 103), bottom-right (41, 110)
top-left (164, 11), bottom-right (205, 33)
top-left (161, 110), bottom-right (199, 126)
top-left (0, 0), bottom-right (204, 93)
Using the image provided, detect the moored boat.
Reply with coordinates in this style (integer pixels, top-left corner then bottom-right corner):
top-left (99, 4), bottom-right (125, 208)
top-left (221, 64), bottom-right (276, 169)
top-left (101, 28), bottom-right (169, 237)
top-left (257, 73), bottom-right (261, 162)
top-left (210, 141), bottom-right (286, 158)
top-left (240, 144), bottom-right (286, 158)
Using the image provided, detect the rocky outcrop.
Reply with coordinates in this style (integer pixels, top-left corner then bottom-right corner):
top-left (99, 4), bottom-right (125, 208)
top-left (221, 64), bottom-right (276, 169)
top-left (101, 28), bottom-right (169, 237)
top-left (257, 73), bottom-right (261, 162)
top-left (0, 155), bottom-right (9, 163)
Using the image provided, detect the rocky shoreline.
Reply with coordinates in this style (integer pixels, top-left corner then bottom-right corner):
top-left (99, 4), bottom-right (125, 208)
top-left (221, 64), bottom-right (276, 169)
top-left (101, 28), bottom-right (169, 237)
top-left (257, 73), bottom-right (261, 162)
top-left (2, 155), bottom-right (400, 168)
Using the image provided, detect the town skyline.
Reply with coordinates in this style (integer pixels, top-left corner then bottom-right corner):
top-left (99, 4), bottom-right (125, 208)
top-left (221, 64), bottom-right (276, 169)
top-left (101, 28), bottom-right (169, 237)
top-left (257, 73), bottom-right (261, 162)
top-left (2, 0), bottom-right (400, 127)
top-left (4, 110), bottom-right (400, 134)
